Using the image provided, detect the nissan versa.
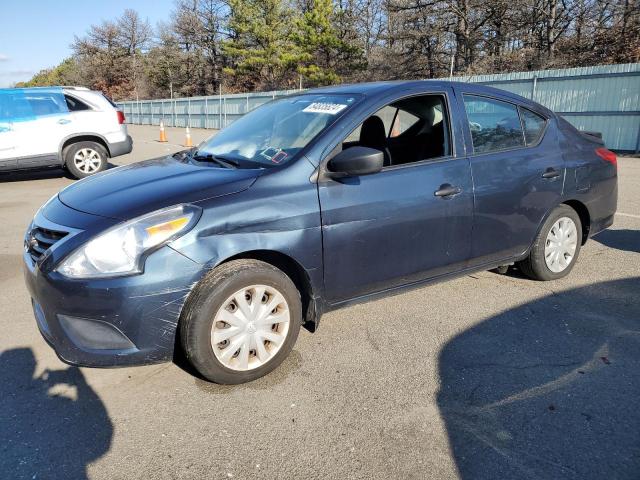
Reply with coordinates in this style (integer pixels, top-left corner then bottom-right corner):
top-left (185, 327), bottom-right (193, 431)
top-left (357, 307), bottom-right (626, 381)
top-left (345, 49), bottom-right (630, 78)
top-left (24, 81), bottom-right (617, 384)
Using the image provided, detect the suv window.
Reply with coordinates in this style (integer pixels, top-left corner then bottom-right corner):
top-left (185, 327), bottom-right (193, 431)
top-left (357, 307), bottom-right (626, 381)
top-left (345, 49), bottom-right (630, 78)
top-left (520, 108), bottom-right (546, 145)
top-left (0, 90), bottom-right (68, 121)
top-left (27, 95), bottom-right (67, 116)
top-left (464, 95), bottom-right (524, 153)
top-left (342, 94), bottom-right (450, 167)
top-left (65, 95), bottom-right (91, 112)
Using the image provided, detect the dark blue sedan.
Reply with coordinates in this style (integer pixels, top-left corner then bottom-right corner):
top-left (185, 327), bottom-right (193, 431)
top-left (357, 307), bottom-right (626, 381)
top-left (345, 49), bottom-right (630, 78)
top-left (24, 81), bottom-right (618, 383)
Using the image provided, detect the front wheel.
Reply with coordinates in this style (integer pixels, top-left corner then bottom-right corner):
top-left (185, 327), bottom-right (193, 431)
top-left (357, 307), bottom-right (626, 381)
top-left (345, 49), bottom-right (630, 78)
top-left (518, 204), bottom-right (582, 281)
top-left (179, 259), bottom-right (302, 384)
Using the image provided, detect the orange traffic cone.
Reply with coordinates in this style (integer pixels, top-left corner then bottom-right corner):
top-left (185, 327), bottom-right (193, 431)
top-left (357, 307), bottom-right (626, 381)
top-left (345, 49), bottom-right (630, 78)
top-left (391, 117), bottom-right (401, 138)
top-left (184, 126), bottom-right (193, 147)
top-left (159, 120), bottom-right (167, 143)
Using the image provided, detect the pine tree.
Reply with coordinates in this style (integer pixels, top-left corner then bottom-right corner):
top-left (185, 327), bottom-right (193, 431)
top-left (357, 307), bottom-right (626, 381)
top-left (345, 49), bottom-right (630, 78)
top-left (223, 0), bottom-right (300, 90)
top-left (292, 0), bottom-right (365, 86)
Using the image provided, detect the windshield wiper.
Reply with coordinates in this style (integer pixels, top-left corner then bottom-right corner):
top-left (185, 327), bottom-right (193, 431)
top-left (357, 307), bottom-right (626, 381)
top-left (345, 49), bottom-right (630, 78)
top-left (191, 152), bottom-right (238, 169)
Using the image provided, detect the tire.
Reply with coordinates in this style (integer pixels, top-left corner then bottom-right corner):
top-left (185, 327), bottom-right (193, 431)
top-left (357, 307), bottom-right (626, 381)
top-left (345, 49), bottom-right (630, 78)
top-left (179, 259), bottom-right (302, 384)
top-left (518, 204), bottom-right (582, 281)
top-left (64, 141), bottom-right (108, 179)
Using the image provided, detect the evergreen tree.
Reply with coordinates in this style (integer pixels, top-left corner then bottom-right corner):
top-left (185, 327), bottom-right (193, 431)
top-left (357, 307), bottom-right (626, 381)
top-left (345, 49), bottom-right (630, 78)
top-left (223, 0), bottom-right (300, 90)
top-left (293, 0), bottom-right (365, 86)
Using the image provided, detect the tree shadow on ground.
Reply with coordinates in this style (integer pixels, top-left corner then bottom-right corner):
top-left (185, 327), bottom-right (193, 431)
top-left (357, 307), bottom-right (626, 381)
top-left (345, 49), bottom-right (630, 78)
top-left (438, 277), bottom-right (640, 479)
top-left (0, 348), bottom-right (112, 480)
top-left (592, 229), bottom-right (640, 254)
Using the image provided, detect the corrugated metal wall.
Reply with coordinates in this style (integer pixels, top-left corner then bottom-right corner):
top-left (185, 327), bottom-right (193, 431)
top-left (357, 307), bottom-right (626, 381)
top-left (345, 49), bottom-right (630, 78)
top-left (119, 63), bottom-right (640, 152)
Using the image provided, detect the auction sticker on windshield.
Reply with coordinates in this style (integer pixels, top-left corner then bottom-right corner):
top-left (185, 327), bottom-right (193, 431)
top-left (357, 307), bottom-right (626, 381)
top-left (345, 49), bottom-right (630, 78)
top-left (303, 102), bottom-right (348, 115)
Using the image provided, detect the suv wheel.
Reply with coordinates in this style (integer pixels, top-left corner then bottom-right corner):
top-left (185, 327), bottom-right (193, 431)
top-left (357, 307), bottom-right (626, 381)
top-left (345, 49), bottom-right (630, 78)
top-left (64, 141), bottom-right (108, 179)
top-left (518, 204), bottom-right (582, 281)
top-left (180, 259), bottom-right (302, 384)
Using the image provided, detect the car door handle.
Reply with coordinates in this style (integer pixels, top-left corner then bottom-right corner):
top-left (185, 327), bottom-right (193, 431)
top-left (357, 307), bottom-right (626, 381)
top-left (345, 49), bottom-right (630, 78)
top-left (542, 167), bottom-right (561, 179)
top-left (57, 119), bottom-right (71, 125)
top-left (434, 184), bottom-right (462, 198)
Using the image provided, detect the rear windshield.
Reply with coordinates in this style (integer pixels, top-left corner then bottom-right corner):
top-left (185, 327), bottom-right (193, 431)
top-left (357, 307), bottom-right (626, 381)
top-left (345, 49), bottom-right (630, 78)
top-left (195, 93), bottom-right (362, 168)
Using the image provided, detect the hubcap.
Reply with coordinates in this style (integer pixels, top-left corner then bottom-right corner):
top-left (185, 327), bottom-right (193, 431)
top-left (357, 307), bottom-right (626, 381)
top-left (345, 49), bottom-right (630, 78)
top-left (544, 217), bottom-right (578, 273)
top-left (73, 148), bottom-right (102, 173)
top-left (211, 285), bottom-right (290, 371)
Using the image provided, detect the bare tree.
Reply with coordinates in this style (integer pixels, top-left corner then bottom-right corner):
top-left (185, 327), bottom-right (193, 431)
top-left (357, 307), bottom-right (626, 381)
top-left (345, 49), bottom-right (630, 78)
top-left (53, 0), bottom-right (638, 99)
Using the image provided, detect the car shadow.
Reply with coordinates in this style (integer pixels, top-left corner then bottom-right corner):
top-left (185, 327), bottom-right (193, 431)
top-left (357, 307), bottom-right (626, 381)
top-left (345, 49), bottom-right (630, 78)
top-left (0, 163), bottom-right (118, 183)
top-left (0, 348), bottom-right (112, 480)
top-left (592, 229), bottom-right (640, 254)
top-left (437, 277), bottom-right (640, 479)
top-left (0, 167), bottom-right (68, 182)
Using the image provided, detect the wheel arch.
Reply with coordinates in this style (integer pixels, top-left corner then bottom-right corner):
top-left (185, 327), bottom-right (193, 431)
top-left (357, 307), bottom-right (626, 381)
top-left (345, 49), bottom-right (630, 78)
top-left (219, 250), bottom-right (320, 332)
top-left (59, 134), bottom-right (111, 160)
top-left (561, 199), bottom-right (591, 245)
top-left (521, 198), bottom-right (591, 262)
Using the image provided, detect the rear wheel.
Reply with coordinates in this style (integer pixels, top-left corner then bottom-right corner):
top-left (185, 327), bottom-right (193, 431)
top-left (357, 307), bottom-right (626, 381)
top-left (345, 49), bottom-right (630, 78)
top-left (179, 259), bottom-right (302, 384)
top-left (518, 204), bottom-right (582, 281)
top-left (64, 141), bottom-right (108, 179)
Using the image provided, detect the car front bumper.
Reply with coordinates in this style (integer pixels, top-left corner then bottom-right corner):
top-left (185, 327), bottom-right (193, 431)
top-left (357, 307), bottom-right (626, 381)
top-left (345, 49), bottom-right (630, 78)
top-left (23, 202), bottom-right (204, 368)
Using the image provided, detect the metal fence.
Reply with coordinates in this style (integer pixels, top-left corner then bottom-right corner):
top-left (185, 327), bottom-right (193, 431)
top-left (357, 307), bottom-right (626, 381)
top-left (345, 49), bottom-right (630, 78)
top-left (118, 89), bottom-right (301, 131)
top-left (119, 63), bottom-right (640, 152)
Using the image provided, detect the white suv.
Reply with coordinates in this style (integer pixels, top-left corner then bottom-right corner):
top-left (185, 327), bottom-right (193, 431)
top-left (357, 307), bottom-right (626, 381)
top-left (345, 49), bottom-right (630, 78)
top-left (0, 86), bottom-right (132, 178)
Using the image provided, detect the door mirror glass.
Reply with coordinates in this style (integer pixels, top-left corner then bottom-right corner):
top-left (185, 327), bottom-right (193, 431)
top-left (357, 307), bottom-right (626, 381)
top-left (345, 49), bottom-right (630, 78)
top-left (328, 146), bottom-right (384, 177)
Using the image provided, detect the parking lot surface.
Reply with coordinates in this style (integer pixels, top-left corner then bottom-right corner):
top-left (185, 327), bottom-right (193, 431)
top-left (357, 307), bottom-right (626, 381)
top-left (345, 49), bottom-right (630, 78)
top-left (1, 125), bottom-right (639, 479)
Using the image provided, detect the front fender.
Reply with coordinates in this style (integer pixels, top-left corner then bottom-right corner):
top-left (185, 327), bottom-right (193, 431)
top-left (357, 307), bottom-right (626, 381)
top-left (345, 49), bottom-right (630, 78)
top-left (170, 160), bottom-right (324, 310)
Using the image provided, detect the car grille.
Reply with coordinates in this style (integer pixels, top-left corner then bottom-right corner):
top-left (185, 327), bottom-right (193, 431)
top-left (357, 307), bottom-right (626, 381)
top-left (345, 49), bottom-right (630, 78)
top-left (26, 226), bottom-right (68, 263)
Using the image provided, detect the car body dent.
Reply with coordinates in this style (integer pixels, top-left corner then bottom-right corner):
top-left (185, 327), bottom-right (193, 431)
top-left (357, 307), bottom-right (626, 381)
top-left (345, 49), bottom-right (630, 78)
top-left (170, 156), bottom-right (324, 311)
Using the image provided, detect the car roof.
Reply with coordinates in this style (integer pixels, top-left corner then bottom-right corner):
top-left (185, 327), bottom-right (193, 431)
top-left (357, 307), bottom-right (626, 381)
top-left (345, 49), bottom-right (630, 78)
top-left (302, 80), bottom-right (551, 114)
top-left (0, 86), bottom-right (91, 93)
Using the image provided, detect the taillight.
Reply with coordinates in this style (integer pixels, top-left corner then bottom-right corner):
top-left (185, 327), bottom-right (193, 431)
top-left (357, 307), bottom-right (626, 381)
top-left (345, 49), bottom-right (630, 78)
top-left (117, 110), bottom-right (125, 125)
top-left (595, 147), bottom-right (617, 166)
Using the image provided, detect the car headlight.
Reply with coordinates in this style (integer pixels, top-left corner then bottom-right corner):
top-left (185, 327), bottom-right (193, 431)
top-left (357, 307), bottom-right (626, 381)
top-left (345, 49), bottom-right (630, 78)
top-left (57, 204), bottom-right (201, 279)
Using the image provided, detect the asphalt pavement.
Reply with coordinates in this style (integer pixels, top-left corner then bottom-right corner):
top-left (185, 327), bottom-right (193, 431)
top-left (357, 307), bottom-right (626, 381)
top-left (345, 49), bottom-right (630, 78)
top-left (1, 124), bottom-right (639, 479)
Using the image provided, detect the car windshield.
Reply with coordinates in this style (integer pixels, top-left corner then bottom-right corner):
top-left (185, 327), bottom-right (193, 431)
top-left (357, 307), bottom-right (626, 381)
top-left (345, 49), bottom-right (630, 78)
top-left (193, 93), bottom-right (361, 168)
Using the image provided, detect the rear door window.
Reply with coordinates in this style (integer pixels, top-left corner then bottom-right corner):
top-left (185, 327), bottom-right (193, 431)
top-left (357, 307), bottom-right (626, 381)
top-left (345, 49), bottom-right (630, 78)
top-left (463, 95), bottom-right (525, 153)
top-left (519, 108), bottom-right (547, 145)
top-left (27, 95), bottom-right (67, 116)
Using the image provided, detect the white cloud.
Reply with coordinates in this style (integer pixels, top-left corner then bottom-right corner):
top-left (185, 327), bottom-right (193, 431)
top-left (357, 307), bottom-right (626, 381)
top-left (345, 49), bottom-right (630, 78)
top-left (0, 54), bottom-right (9, 62)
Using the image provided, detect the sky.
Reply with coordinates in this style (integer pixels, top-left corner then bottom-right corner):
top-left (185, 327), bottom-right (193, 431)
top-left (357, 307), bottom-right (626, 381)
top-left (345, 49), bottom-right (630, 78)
top-left (0, 0), bottom-right (175, 87)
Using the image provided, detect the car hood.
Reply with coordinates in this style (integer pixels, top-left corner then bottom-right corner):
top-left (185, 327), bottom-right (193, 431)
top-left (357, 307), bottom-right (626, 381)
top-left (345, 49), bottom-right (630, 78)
top-left (58, 156), bottom-right (262, 220)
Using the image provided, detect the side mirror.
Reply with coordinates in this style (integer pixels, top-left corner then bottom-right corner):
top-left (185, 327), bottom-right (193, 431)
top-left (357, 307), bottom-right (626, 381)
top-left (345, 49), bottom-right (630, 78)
top-left (327, 146), bottom-right (384, 178)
